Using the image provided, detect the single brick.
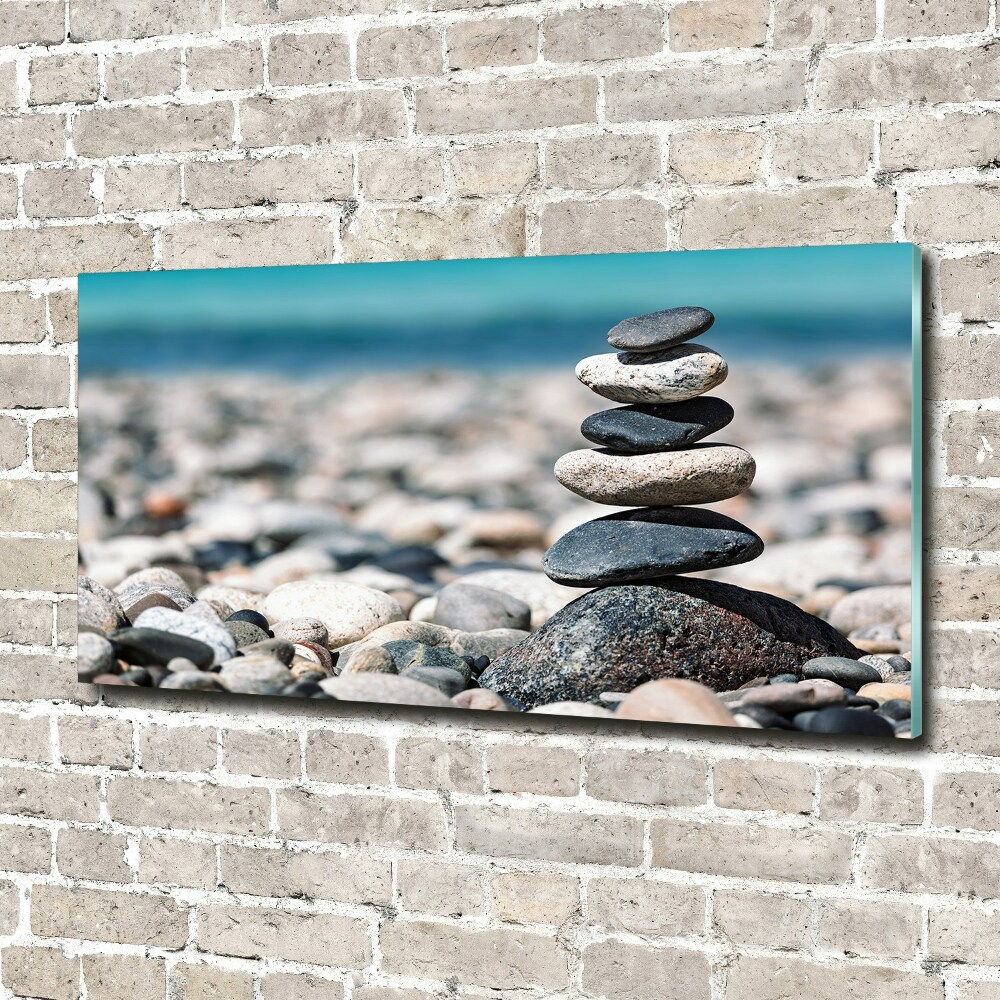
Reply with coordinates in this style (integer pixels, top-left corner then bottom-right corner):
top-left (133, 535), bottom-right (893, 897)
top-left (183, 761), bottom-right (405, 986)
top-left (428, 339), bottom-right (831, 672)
top-left (398, 858), bottom-right (484, 917)
top-left (929, 565), bottom-right (997, 622)
top-left (187, 41), bottom-right (263, 91)
top-left (773, 0), bottom-right (875, 45)
top-left (447, 18), bottom-right (537, 70)
top-left (0, 880), bottom-right (18, 935)
top-left (31, 417), bottom-right (77, 473)
top-left (713, 889), bottom-right (811, 948)
top-left (725, 955), bottom-right (943, 1000)
top-left (47, 290), bottom-right (77, 344)
top-left (278, 789), bottom-right (447, 849)
top-left (1, 947), bottom-right (80, 1000)
top-left (268, 33), bottom-right (350, 86)
top-left (54, 600), bottom-right (76, 644)
top-left (605, 60), bottom-right (807, 122)
top-left (930, 488), bottom-right (1000, 550)
top-left (652, 820), bottom-right (852, 883)
top-left (357, 25), bottom-right (443, 78)
top-left (240, 91), bottom-right (407, 146)
top-left (540, 198), bottom-right (667, 255)
top-left (933, 772), bottom-right (1000, 831)
top-left (931, 699), bottom-right (1000, 757)
top-left (170, 964), bottom-right (255, 1000)
top-left (60, 715), bottom-right (133, 769)
top-left (185, 153), bottom-right (353, 208)
top-left (0, 61), bottom-right (17, 110)
top-left (0, 598), bottom-right (54, 646)
top-left (0, 225), bottom-right (154, 281)
top-left (141, 724), bottom-right (217, 773)
top-left (713, 759), bottom-right (815, 814)
top-left (817, 45), bottom-right (1000, 110)
top-left (0, 114), bottom-right (67, 164)
top-left (492, 871), bottom-right (579, 925)
top-left (885, 0), bottom-right (988, 38)
top-left (74, 103), bottom-right (234, 157)
top-left (450, 143), bottom-right (538, 196)
top-left (415, 77), bottom-right (597, 134)
top-left (929, 331), bottom-right (1000, 398)
top-left (941, 255), bottom-right (1000, 321)
top-left (56, 828), bottom-right (131, 884)
top-left (928, 906), bottom-right (1000, 964)
top-left (0, 291), bottom-right (46, 343)
top-left (588, 877), bottom-right (705, 937)
top-left (223, 727), bottom-right (299, 779)
top-left (487, 745), bottom-right (580, 796)
top-left (582, 939), bottom-right (711, 1000)
top-left (0, 538), bottom-right (77, 592)
top-left (29, 53), bottom-right (98, 106)
top-left (70, 0), bottom-right (221, 40)
top-left (772, 121), bottom-right (874, 181)
top-left (358, 148), bottom-right (445, 201)
top-left (262, 973), bottom-right (345, 1000)
top-left (381, 919), bottom-right (569, 990)
top-left (545, 6), bottom-right (663, 62)
top-left (0, 173), bottom-right (16, 217)
top-left (0, 714), bottom-right (50, 762)
top-left (944, 410), bottom-right (1000, 478)
top-left (0, 654), bottom-right (88, 703)
top-left (31, 885), bottom-right (188, 947)
top-left (104, 163), bottom-right (181, 212)
top-left (344, 204), bottom-right (525, 262)
top-left (161, 217), bottom-right (333, 269)
top-left (670, 0), bottom-right (767, 50)
top-left (882, 113), bottom-right (1000, 172)
top-left (0, 417), bottom-right (29, 471)
top-left (678, 187), bottom-right (896, 250)
top-left (547, 133), bottom-right (660, 190)
top-left (106, 776), bottom-right (271, 835)
top-left (138, 836), bottom-right (217, 890)
top-left (819, 765), bottom-right (924, 824)
top-left (304, 731), bottom-right (388, 785)
top-left (395, 737), bottom-right (483, 792)
top-left (0, 824), bottom-right (52, 873)
top-left (908, 184), bottom-right (1000, 244)
top-left (198, 905), bottom-right (371, 967)
top-left (455, 803), bottom-right (644, 865)
top-left (23, 168), bottom-right (97, 219)
top-left (929, 628), bottom-right (1000, 688)
top-left (0, 1), bottom-right (64, 45)
top-left (83, 955), bottom-right (166, 1000)
top-left (586, 748), bottom-right (707, 806)
top-left (220, 843), bottom-right (392, 905)
top-left (229, 0), bottom-right (390, 23)
top-left (862, 832), bottom-right (1000, 897)
top-left (817, 896), bottom-right (922, 960)
top-left (104, 49), bottom-right (181, 100)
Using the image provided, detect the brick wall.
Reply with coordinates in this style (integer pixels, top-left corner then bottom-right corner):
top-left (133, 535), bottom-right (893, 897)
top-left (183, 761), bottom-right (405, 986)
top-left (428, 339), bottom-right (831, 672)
top-left (0, 0), bottom-right (998, 996)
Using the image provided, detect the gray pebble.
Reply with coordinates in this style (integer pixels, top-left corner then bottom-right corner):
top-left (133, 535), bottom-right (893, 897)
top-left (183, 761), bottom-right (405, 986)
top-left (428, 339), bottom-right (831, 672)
top-left (242, 638), bottom-right (296, 665)
top-left (160, 671), bottom-right (224, 692)
top-left (271, 617), bottom-right (328, 646)
top-left (218, 657), bottom-right (291, 695)
top-left (78, 632), bottom-right (117, 682)
top-left (225, 620), bottom-right (271, 648)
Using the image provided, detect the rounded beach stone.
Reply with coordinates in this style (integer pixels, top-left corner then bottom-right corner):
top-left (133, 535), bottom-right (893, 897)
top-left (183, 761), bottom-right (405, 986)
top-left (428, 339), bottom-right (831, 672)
top-left (856, 681), bottom-right (911, 704)
top-left (728, 679), bottom-right (848, 715)
top-left (554, 444), bottom-right (755, 506)
top-left (451, 689), bottom-right (513, 711)
top-left (403, 663), bottom-right (469, 697)
top-left (607, 306), bottom-right (715, 352)
top-left (827, 584), bottom-right (911, 633)
top-left (542, 506), bottom-right (764, 586)
top-left (226, 609), bottom-right (271, 631)
top-left (114, 566), bottom-right (192, 596)
top-left (480, 579), bottom-right (862, 710)
top-left (242, 638), bottom-right (296, 665)
top-left (381, 640), bottom-right (472, 681)
top-left (159, 671), bottom-right (223, 691)
top-left (263, 579), bottom-right (405, 648)
top-left (79, 577), bottom-right (129, 635)
top-left (78, 632), bottom-right (116, 682)
top-left (319, 672), bottom-right (454, 708)
top-left (111, 627), bottom-right (215, 669)
top-left (794, 707), bottom-right (896, 737)
top-left (271, 617), bottom-right (328, 646)
top-left (801, 656), bottom-right (882, 691)
top-left (341, 646), bottom-right (397, 674)
top-left (455, 568), bottom-right (582, 629)
top-left (615, 679), bottom-right (738, 726)
top-left (293, 641), bottom-right (334, 673)
top-left (225, 620), bottom-right (271, 648)
top-left (132, 606), bottom-right (236, 666)
top-left (576, 345), bottom-right (727, 404)
top-left (431, 583), bottom-right (532, 632)
top-left (581, 397), bottom-right (734, 453)
top-left (879, 698), bottom-right (911, 721)
top-left (119, 591), bottom-right (184, 621)
top-left (449, 628), bottom-right (529, 660)
top-left (218, 657), bottom-right (291, 695)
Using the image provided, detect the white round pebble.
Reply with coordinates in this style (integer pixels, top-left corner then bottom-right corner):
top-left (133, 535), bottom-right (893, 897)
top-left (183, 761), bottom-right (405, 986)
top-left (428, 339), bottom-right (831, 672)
top-left (575, 345), bottom-right (728, 404)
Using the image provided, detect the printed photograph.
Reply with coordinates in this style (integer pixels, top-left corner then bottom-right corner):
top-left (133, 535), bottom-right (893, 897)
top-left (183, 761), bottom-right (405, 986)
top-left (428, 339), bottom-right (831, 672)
top-left (78, 244), bottom-right (921, 738)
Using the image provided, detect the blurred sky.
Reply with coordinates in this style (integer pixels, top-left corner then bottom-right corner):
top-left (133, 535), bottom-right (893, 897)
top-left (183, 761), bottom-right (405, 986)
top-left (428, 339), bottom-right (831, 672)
top-left (79, 244), bottom-right (919, 374)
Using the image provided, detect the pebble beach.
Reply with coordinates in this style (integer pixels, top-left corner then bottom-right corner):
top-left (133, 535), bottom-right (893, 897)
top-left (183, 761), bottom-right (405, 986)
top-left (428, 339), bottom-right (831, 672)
top-left (78, 323), bottom-right (914, 737)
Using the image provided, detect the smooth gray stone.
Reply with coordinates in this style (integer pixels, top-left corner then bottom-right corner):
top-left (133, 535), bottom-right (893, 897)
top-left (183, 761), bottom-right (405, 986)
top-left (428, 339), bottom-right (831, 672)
top-left (801, 655), bottom-right (882, 691)
top-left (607, 306), bottom-right (714, 352)
top-left (542, 507), bottom-right (764, 586)
top-left (431, 583), bottom-right (531, 632)
top-left (580, 397), bottom-right (734, 453)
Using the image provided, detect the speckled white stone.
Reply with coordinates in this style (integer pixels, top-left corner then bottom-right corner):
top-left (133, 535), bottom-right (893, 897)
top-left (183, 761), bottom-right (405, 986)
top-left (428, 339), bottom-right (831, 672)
top-left (575, 345), bottom-right (728, 404)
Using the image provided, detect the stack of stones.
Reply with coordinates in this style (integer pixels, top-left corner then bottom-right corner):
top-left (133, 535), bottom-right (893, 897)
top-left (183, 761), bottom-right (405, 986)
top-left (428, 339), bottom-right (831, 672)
top-left (542, 306), bottom-right (765, 587)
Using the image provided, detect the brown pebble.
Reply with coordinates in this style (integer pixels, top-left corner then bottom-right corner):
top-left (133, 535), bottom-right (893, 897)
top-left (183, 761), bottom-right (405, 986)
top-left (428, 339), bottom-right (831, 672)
top-left (143, 491), bottom-right (187, 519)
top-left (737, 676), bottom-right (770, 689)
top-left (851, 637), bottom-right (903, 654)
top-left (615, 679), bottom-right (739, 727)
top-left (857, 682), bottom-right (911, 704)
top-left (293, 641), bottom-right (334, 673)
top-left (92, 673), bottom-right (128, 685)
top-left (271, 617), bottom-right (328, 647)
top-left (451, 689), bottom-right (512, 712)
top-left (730, 679), bottom-right (847, 714)
top-left (290, 660), bottom-right (329, 682)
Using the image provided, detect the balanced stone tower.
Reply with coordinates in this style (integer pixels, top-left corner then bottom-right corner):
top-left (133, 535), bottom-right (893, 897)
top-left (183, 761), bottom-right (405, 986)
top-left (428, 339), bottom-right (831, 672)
top-left (542, 306), bottom-right (765, 586)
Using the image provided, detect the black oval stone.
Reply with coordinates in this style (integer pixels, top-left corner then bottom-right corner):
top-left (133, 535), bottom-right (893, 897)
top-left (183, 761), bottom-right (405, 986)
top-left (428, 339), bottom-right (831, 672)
top-left (581, 397), bottom-right (735, 453)
top-left (794, 707), bottom-right (896, 737)
top-left (801, 656), bottom-right (882, 691)
top-left (542, 507), bottom-right (764, 586)
top-left (226, 609), bottom-right (271, 631)
top-left (607, 306), bottom-right (714, 352)
top-left (111, 627), bottom-right (215, 669)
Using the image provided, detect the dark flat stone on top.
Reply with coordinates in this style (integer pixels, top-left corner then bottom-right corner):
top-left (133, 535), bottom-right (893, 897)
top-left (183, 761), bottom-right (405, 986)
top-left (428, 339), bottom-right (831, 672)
top-left (581, 397), bottom-right (734, 453)
top-left (608, 306), bottom-right (714, 353)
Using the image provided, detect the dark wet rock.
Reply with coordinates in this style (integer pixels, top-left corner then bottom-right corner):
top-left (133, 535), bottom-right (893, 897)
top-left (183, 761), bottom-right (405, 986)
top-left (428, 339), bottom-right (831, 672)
top-left (801, 656), bottom-right (882, 690)
top-left (607, 306), bottom-right (714, 352)
top-left (481, 579), bottom-right (861, 710)
top-left (432, 583), bottom-right (532, 632)
top-left (111, 627), bottom-right (215, 669)
top-left (543, 507), bottom-right (764, 586)
top-left (226, 621), bottom-right (271, 648)
top-left (227, 609), bottom-right (271, 631)
top-left (793, 707), bottom-right (896, 737)
top-left (381, 640), bottom-right (473, 682)
top-left (580, 397), bottom-right (734, 453)
top-left (132, 606), bottom-right (236, 665)
top-left (284, 680), bottom-right (325, 697)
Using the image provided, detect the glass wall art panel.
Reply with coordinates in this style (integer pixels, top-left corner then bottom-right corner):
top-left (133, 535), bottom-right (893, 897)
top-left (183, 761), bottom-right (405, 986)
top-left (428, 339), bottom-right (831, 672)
top-left (78, 243), bottom-right (922, 739)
